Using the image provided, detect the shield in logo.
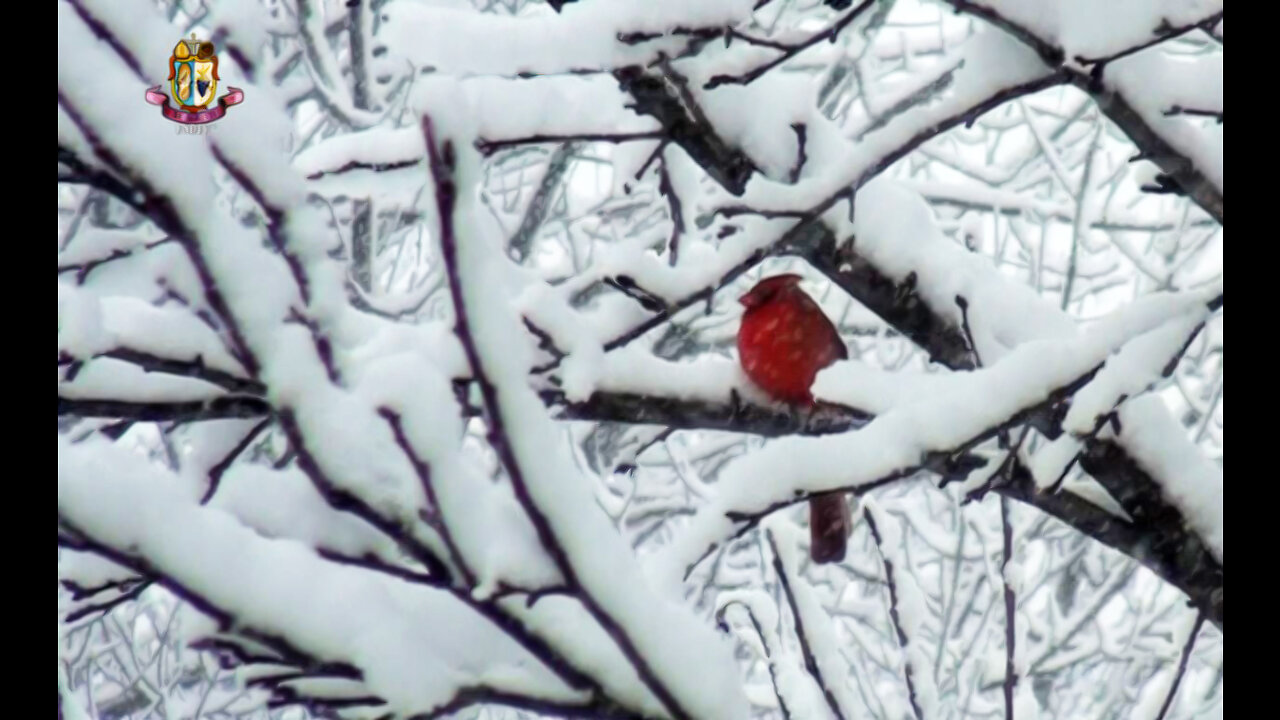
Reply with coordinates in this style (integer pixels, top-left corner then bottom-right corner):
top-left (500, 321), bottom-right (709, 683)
top-left (169, 36), bottom-right (219, 111)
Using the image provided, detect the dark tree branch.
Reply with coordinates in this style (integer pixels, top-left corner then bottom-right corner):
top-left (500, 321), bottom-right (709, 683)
top-left (1079, 76), bottom-right (1223, 223)
top-left (614, 63), bottom-right (758, 196)
top-left (602, 275), bottom-right (669, 312)
top-left (58, 145), bottom-right (153, 220)
top-left (212, 146), bottom-right (313, 304)
top-left (788, 124), bottom-right (809, 184)
top-left (714, 599), bottom-right (793, 720)
top-left (60, 576), bottom-right (147, 602)
top-left (704, 0), bottom-right (876, 88)
top-left (810, 237), bottom-right (977, 370)
top-left (1075, 12), bottom-right (1224, 66)
top-left (58, 93), bottom-right (262, 377)
top-left (546, 390), bottom-right (872, 436)
top-left (682, 320), bottom-right (1214, 581)
top-left (349, 197), bottom-right (374, 292)
top-left (864, 508), bottom-right (924, 720)
top-left (65, 0), bottom-right (146, 80)
top-left (58, 395), bottom-right (272, 422)
top-left (202, 418), bottom-right (272, 504)
top-left (475, 132), bottom-right (665, 157)
top-left (58, 237), bottom-right (177, 283)
top-left (939, 2), bottom-right (1224, 224)
top-left (767, 529), bottom-right (848, 720)
top-left (304, 158), bottom-right (420, 180)
top-left (96, 348), bottom-right (263, 395)
top-left (1154, 612), bottom-right (1207, 720)
top-left (1001, 496), bottom-right (1017, 719)
top-left (589, 65), bottom-right (1069, 358)
top-left (657, 152), bottom-right (686, 265)
top-left (379, 407), bottom-right (477, 587)
top-left (346, 0), bottom-right (370, 111)
top-left (426, 114), bottom-right (698, 720)
top-left (63, 579), bottom-right (155, 624)
top-left (1076, 442), bottom-right (1222, 629)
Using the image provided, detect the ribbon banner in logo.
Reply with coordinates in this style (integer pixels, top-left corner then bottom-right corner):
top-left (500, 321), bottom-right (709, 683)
top-left (145, 86), bottom-right (244, 124)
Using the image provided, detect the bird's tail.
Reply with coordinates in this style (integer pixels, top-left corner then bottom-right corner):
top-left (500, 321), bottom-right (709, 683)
top-left (809, 492), bottom-right (850, 564)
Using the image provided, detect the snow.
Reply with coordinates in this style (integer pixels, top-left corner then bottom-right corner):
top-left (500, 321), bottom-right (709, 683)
top-left (861, 501), bottom-right (939, 717)
top-left (1129, 608), bottom-right (1201, 719)
top-left (59, 662), bottom-right (93, 720)
top-left (59, 551), bottom-right (136, 591)
top-left (380, 0), bottom-right (756, 76)
top-left (717, 587), bottom-right (836, 719)
top-left (662, 284), bottom-right (1218, 578)
top-left (57, 282), bottom-right (110, 359)
top-left (59, 435), bottom-right (585, 716)
top-left (439, 112), bottom-right (751, 719)
top-left (58, 0), bottom-right (1223, 714)
top-left (710, 27), bottom-right (1056, 216)
top-left (1115, 396), bottom-right (1223, 563)
top-left (295, 127), bottom-right (423, 178)
top-left (60, 357), bottom-right (229, 403)
top-left (812, 177), bottom-right (1221, 558)
top-left (300, 74), bottom-right (661, 179)
top-left (814, 359), bottom-right (949, 414)
top-left (769, 521), bottom-right (860, 718)
top-left (568, 348), bottom-right (762, 404)
top-left (58, 227), bottom-right (166, 268)
top-left (840, 178), bottom-right (1077, 361)
top-left (352, 350), bottom-right (565, 596)
top-left (682, 54), bottom-right (818, 182)
top-left (501, 595), bottom-right (667, 717)
top-left (978, 0), bottom-right (1221, 61)
top-left (1064, 311), bottom-right (1204, 435)
top-left (902, 179), bottom-right (1075, 220)
top-left (210, 464), bottom-right (401, 560)
top-left (1106, 46), bottom-right (1224, 195)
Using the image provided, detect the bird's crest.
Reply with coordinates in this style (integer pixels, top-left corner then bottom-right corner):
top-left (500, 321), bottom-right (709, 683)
top-left (738, 273), bottom-right (803, 309)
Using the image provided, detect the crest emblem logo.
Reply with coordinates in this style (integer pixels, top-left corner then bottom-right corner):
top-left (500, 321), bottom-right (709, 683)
top-left (145, 35), bottom-right (244, 124)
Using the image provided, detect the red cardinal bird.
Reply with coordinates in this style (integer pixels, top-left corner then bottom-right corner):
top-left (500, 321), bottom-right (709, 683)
top-left (738, 274), bottom-right (851, 564)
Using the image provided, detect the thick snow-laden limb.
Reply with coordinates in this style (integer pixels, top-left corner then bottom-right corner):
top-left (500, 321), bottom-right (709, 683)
top-left (59, 0), bottom-right (1222, 715)
top-left (298, 75), bottom-right (661, 180)
top-left (1113, 396), bottom-right (1223, 564)
top-left (60, 7), bottom-right (641, 715)
top-left (812, 179), bottom-right (1223, 615)
top-left (1063, 311), bottom-right (1206, 436)
top-left (661, 285), bottom-right (1218, 579)
top-left (960, 0), bottom-right (1222, 62)
top-left (551, 387), bottom-right (874, 439)
top-left (830, 179), bottom-right (1074, 365)
top-left (939, 0), bottom-right (1224, 224)
top-left (429, 110), bottom-right (750, 720)
top-left (58, 288), bottom-right (246, 377)
top-left (1105, 47), bottom-right (1223, 195)
top-left (58, 436), bottom-right (586, 716)
top-left (209, 464), bottom-right (401, 562)
top-left (707, 27), bottom-right (1062, 216)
